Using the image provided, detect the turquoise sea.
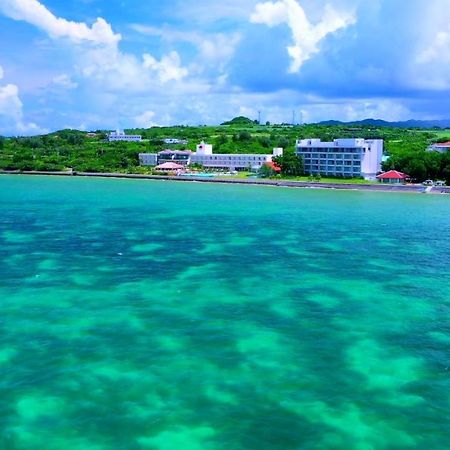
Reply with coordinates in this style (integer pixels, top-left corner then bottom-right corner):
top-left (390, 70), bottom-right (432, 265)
top-left (0, 175), bottom-right (449, 450)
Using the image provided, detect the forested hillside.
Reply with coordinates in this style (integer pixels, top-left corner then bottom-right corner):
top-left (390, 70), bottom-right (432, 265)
top-left (0, 120), bottom-right (449, 182)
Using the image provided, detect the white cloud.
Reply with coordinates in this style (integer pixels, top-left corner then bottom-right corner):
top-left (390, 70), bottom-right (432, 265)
top-left (0, 0), bottom-right (120, 45)
top-left (172, 0), bottom-right (257, 24)
top-left (0, 1), bottom-right (191, 92)
top-left (0, 72), bottom-right (46, 135)
top-left (414, 25), bottom-right (450, 89)
top-left (134, 110), bottom-right (159, 128)
top-left (417, 30), bottom-right (450, 65)
top-left (142, 51), bottom-right (188, 83)
top-left (131, 24), bottom-right (241, 72)
top-left (251, 0), bottom-right (355, 72)
top-left (52, 74), bottom-right (78, 89)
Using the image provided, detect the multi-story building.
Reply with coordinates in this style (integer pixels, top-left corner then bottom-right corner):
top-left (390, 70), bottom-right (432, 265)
top-left (157, 150), bottom-right (192, 166)
top-left (296, 138), bottom-right (383, 180)
top-left (108, 130), bottom-right (142, 142)
top-left (190, 152), bottom-right (273, 171)
top-left (138, 144), bottom-right (283, 171)
top-left (139, 153), bottom-right (158, 166)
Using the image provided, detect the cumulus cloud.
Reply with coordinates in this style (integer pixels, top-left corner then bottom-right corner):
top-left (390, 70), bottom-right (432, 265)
top-left (251, 0), bottom-right (355, 72)
top-left (0, 0), bottom-right (120, 45)
top-left (134, 110), bottom-right (159, 127)
top-left (0, 65), bottom-right (46, 135)
top-left (131, 24), bottom-right (241, 73)
top-left (414, 24), bottom-right (450, 89)
top-left (0, 0), bottom-right (190, 94)
top-left (417, 30), bottom-right (450, 65)
top-left (142, 51), bottom-right (188, 83)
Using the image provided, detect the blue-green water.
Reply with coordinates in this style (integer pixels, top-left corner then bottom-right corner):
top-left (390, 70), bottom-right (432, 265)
top-left (1, 175), bottom-right (449, 450)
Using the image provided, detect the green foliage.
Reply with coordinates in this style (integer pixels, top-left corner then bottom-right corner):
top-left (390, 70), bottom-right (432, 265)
top-left (259, 164), bottom-right (276, 178)
top-left (0, 124), bottom-right (449, 183)
top-left (435, 136), bottom-right (450, 143)
top-left (273, 149), bottom-right (304, 176)
top-left (221, 116), bottom-right (255, 126)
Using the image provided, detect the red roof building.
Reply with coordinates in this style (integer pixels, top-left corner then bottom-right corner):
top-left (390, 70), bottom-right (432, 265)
top-left (376, 170), bottom-right (410, 184)
top-left (154, 162), bottom-right (185, 172)
top-left (264, 161), bottom-right (282, 173)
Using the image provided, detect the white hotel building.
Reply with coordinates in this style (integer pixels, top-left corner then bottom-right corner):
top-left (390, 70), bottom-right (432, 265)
top-left (139, 142), bottom-right (283, 171)
top-left (296, 138), bottom-right (383, 180)
top-left (108, 130), bottom-right (142, 142)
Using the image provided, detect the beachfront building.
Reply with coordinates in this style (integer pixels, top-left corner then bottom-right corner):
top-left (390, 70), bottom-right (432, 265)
top-left (157, 150), bottom-right (192, 166)
top-left (108, 130), bottom-right (142, 142)
top-left (138, 144), bottom-right (283, 171)
top-left (154, 162), bottom-right (185, 173)
top-left (190, 152), bottom-right (275, 171)
top-left (376, 170), bottom-right (411, 184)
top-left (296, 138), bottom-right (383, 180)
top-left (428, 142), bottom-right (450, 153)
top-left (139, 153), bottom-right (158, 166)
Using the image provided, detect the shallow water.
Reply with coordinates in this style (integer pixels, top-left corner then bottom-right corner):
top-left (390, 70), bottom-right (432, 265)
top-left (0, 175), bottom-right (449, 449)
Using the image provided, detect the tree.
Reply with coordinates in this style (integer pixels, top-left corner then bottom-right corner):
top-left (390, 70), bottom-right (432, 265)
top-left (221, 116), bottom-right (254, 126)
top-left (238, 131), bottom-right (252, 141)
top-left (405, 158), bottom-right (427, 181)
top-left (258, 136), bottom-right (271, 148)
top-left (259, 163), bottom-right (276, 178)
top-left (273, 150), bottom-right (304, 176)
top-left (217, 134), bottom-right (228, 145)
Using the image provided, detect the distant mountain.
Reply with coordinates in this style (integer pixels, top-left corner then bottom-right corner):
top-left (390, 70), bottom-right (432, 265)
top-left (317, 118), bottom-right (450, 129)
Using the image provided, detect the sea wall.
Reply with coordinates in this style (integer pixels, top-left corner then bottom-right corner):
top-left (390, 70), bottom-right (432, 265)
top-left (1, 170), bottom-right (448, 194)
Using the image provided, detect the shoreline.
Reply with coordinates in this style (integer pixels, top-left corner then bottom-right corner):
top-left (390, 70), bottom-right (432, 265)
top-left (1, 170), bottom-right (449, 195)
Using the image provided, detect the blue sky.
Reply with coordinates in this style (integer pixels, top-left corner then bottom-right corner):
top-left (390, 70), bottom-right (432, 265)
top-left (0, 0), bottom-right (450, 135)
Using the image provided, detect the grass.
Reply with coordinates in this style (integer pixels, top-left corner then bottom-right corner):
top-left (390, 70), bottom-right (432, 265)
top-left (279, 176), bottom-right (378, 184)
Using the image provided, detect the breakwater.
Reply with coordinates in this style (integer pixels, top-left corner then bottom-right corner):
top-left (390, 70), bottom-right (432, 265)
top-left (1, 170), bottom-right (449, 194)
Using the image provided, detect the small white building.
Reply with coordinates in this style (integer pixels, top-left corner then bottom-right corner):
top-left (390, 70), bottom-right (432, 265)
top-left (196, 141), bottom-right (213, 155)
top-left (296, 138), bottom-right (383, 180)
top-left (163, 138), bottom-right (188, 145)
top-left (428, 142), bottom-right (450, 153)
top-left (108, 130), bottom-right (142, 142)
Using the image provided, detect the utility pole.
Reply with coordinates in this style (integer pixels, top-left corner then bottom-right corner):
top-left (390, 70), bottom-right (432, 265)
top-left (258, 111), bottom-right (261, 125)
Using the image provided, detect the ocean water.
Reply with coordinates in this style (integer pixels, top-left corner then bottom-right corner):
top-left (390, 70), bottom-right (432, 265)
top-left (0, 175), bottom-right (449, 450)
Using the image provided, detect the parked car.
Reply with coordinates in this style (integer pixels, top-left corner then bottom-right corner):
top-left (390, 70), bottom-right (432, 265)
top-left (422, 179), bottom-right (434, 186)
top-left (435, 180), bottom-right (446, 187)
